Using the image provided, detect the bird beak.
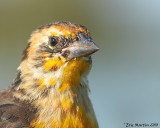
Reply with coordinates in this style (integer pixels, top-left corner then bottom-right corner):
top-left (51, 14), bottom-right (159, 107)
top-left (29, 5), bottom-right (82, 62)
top-left (62, 33), bottom-right (99, 60)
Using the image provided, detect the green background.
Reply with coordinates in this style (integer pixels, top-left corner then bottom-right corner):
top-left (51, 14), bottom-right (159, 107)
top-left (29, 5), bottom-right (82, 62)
top-left (0, 0), bottom-right (160, 128)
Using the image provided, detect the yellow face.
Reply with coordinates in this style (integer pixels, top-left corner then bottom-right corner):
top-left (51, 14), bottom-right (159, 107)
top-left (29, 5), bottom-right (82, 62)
top-left (22, 21), bottom-right (98, 74)
top-left (19, 21), bottom-right (99, 93)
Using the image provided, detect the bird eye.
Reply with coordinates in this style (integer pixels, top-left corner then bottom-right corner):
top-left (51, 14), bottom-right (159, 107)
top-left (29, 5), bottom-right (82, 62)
top-left (49, 36), bottom-right (57, 47)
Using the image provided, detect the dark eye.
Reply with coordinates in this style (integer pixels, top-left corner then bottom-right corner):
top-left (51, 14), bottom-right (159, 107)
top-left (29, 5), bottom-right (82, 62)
top-left (49, 36), bottom-right (57, 47)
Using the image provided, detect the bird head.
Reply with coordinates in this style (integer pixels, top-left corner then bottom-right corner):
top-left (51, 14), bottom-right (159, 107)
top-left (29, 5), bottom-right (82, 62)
top-left (21, 21), bottom-right (99, 72)
top-left (18, 21), bottom-right (99, 92)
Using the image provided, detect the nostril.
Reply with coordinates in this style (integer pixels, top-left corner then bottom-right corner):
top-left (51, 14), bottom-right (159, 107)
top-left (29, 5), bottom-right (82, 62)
top-left (75, 36), bottom-right (80, 41)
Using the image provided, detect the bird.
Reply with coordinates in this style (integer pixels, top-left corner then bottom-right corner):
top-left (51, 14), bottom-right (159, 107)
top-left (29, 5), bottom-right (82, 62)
top-left (0, 21), bottom-right (99, 128)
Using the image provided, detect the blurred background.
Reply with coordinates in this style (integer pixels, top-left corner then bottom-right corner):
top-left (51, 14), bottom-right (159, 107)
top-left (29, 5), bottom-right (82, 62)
top-left (0, 0), bottom-right (160, 128)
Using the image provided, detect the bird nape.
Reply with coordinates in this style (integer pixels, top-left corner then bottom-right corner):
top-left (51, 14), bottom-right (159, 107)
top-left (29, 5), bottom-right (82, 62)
top-left (0, 21), bottom-right (99, 128)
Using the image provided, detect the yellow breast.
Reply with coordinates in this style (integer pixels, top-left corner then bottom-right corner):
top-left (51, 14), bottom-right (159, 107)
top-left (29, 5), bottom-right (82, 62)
top-left (29, 57), bottom-right (98, 128)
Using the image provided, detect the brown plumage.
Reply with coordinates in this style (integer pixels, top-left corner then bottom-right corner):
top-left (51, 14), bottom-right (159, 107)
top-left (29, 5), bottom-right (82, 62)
top-left (0, 87), bottom-right (36, 128)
